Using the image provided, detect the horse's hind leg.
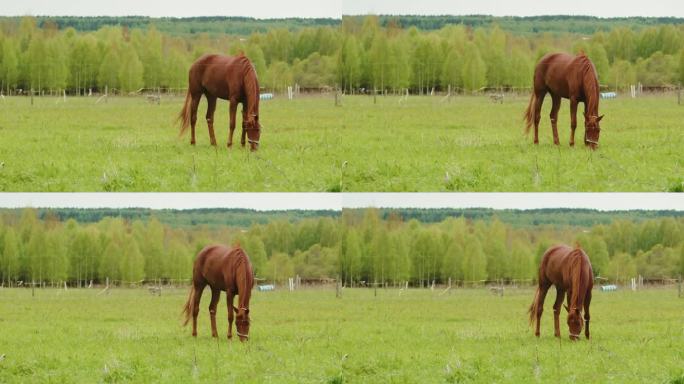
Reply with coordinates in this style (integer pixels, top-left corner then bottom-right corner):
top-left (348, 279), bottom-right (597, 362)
top-left (208, 288), bottom-right (220, 338)
top-left (534, 284), bottom-right (550, 337)
top-left (549, 95), bottom-right (561, 145)
top-left (533, 90), bottom-right (546, 145)
top-left (205, 95), bottom-right (218, 146)
top-left (584, 289), bottom-right (592, 339)
top-left (189, 94), bottom-right (201, 146)
top-left (191, 282), bottom-right (206, 337)
top-left (569, 98), bottom-right (578, 146)
top-left (552, 287), bottom-right (565, 338)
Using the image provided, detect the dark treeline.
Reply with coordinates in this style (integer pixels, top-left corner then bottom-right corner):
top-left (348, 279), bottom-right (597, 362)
top-left (364, 15), bottom-right (684, 35)
top-left (1, 15), bottom-right (683, 95)
top-left (0, 208), bottom-right (340, 229)
top-left (10, 16), bottom-right (340, 36)
top-left (0, 208), bottom-right (682, 289)
top-left (2, 207), bottom-right (678, 229)
top-left (371, 208), bottom-right (684, 227)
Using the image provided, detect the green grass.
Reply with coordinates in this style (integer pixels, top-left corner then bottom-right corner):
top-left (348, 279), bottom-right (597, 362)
top-left (0, 94), bottom-right (681, 191)
top-left (1, 287), bottom-right (683, 383)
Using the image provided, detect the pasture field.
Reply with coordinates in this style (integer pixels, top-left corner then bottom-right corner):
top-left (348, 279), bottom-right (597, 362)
top-left (0, 94), bottom-right (681, 192)
top-left (0, 286), bottom-right (683, 383)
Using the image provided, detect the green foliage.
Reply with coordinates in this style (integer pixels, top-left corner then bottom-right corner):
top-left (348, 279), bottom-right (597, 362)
top-left (0, 15), bottom-right (683, 94)
top-left (0, 207), bottom-right (683, 287)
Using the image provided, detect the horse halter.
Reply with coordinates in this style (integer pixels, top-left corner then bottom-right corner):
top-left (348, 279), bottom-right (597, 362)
top-left (244, 114), bottom-right (260, 145)
top-left (235, 306), bottom-right (250, 339)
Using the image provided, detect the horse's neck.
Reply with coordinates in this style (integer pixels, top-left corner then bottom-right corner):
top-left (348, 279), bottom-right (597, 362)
top-left (570, 252), bottom-right (587, 310)
top-left (234, 257), bottom-right (252, 307)
top-left (244, 74), bottom-right (259, 116)
top-left (580, 67), bottom-right (600, 116)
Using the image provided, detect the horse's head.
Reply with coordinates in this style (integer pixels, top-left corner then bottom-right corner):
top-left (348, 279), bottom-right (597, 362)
top-left (583, 114), bottom-right (603, 150)
top-left (565, 305), bottom-right (583, 341)
top-left (233, 306), bottom-right (250, 342)
top-left (242, 114), bottom-right (261, 151)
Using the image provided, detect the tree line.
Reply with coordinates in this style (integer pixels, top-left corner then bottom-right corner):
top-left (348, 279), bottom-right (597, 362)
top-left (0, 16), bottom-right (683, 95)
top-left (0, 208), bottom-right (682, 289)
top-left (3, 207), bottom-right (679, 230)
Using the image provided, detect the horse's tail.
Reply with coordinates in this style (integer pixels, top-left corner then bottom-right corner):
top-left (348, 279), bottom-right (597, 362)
top-left (528, 285), bottom-right (540, 326)
top-left (181, 284), bottom-right (195, 326)
top-left (523, 92), bottom-right (536, 135)
top-left (177, 90), bottom-right (192, 137)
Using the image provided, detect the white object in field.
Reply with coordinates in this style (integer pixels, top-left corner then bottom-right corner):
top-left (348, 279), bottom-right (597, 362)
top-left (600, 92), bottom-right (617, 99)
top-left (260, 93), bottom-right (273, 100)
top-left (257, 284), bottom-right (275, 291)
top-left (600, 284), bottom-right (617, 291)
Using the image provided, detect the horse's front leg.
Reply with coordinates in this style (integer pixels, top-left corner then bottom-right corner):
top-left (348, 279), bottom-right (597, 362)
top-left (552, 288), bottom-right (565, 338)
top-left (226, 291), bottom-right (235, 339)
top-left (569, 98), bottom-right (578, 147)
top-left (227, 101), bottom-right (238, 148)
top-left (240, 110), bottom-right (247, 147)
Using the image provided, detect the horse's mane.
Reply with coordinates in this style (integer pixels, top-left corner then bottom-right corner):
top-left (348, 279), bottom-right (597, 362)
top-left (229, 247), bottom-right (255, 305)
top-left (235, 55), bottom-right (259, 117)
top-left (569, 247), bottom-right (589, 311)
top-left (576, 54), bottom-right (600, 115)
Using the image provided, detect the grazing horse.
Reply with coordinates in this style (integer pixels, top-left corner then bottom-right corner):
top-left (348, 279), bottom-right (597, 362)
top-left (524, 52), bottom-right (604, 149)
top-left (178, 53), bottom-right (261, 151)
top-left (528, 244), bottom-right (594, 340)
top-left (182, 245), bottom-right (255, 342)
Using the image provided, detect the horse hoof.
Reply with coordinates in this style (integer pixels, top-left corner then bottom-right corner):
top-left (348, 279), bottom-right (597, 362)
top-left (227, 143), bottom-right (233, 148)
top-left (190, 141), bottom-right (196, 146)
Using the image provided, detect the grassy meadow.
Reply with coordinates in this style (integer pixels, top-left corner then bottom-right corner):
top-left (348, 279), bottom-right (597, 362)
top-left (0, 93), bottom-right (681, 191)
top-left (0, 286), bottom-right (683, 383)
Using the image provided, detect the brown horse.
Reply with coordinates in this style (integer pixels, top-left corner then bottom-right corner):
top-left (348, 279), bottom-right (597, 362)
top-left (524, 52), bottom-right (603, 149)
top-left (528, 244), bottom-right (594, 340)
top-left (178, 53), bottom-right (261, 151)
top-left (182, 245), bottom-right (255, 341)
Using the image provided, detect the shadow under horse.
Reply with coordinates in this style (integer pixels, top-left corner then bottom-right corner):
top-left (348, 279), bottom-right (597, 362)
top-left (529, 244), bottom-right (594, 340)
top-left (178, 53), bottom-right (261, 151)
top-left (524, 52), bottom-right (604, 149)
top-left (182, 245), bottom-right (255, 342)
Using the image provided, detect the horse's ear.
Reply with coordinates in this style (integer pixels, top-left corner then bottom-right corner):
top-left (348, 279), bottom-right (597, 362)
top-left (233, 305), bottom-right (240, 313)
top-left (597, 115), bottom-right (604, 122)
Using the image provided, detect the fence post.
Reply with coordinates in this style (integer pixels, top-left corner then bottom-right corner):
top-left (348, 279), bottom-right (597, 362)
top-left (679, 275), bottom-right (682, 298)
top-left (336, 277), bottom-right (342, 298)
